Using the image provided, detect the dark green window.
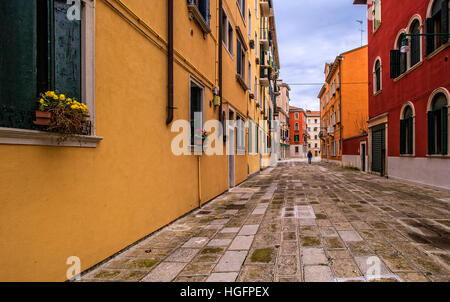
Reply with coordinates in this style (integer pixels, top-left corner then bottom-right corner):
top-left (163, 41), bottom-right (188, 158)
top-left (426, 0), bottom-right (449, 55)
top-left (294, 135), bottom-right (299, 142)
top-left (428, 93), bottom-right (448, 155)
top-left (400, 106), bottom-right (414, 155)
top-left (190, 81), bottom-right (203, 146)
top-left (0, 0), bottom-right (82, 130)
top-left (410, 20), bottom-right (421, 67)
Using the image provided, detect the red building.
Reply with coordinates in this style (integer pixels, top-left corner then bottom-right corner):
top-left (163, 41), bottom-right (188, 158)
top-left (354, 0), bottom-right (449, 189)
top-left (289, 106), bottom-right (308, 158)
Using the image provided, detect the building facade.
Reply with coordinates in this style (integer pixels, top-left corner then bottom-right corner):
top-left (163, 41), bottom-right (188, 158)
top-left (0, 0), bottom-right (280, 281)
top-left (305, 110), bottom-right (321, 157)
top-left (275, 80), bottom-right (291, 160)
top-left (354, 0), bottom-right (449, 189)
top-left (318, 46), bottom-right (369, 168)
top-left (289, 106), bottom-right (308, 158)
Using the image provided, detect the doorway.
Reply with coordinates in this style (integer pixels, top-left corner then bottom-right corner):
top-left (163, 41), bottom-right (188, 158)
top-left (360, 142), bottom-right (366, 172)
top-left (371, 125), bottom-right (385, 176)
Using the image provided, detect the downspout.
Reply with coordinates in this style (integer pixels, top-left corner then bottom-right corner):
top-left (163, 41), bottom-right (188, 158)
top-left (338, 57), bottom-right (343, 162)
top-left (218, 0), bottom-right (223, 123)
top-left (166, 0), bottom-right (174, 125)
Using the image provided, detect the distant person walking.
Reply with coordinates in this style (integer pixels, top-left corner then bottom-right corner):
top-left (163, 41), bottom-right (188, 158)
top-left (307, 151), bottom-right (313, 165)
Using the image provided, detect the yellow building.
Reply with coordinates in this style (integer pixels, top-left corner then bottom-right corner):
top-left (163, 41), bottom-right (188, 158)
top-left (0, 0), bottom-right (279, 281)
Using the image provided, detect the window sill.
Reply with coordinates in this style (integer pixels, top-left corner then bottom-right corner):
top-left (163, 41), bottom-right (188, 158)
top-left (236, 74), bottom-right (249, 91)
top-left (426, 41), bottom-right (450, 60)
top-left (394, 61), bottom-right (423, 82)
top-left (187, 4), bottom-right (211, 35)
top-left (0, 127), bottom-right (103, 148)
top-left (399, 154), bottom-right (415, 157)
top-left (373, 89), bottom-right (382, 96)
top-left (426, 154), bottom-right (450, 159)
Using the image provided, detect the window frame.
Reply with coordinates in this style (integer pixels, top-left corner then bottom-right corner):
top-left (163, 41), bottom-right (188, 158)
top-left (0, 0), bottom-right (100, 148)
top-left (373, 0), bottom-right (382, 33)
top-left (373, 57), bottom-right (382, 94)
top-left (427, 88), bottom-right (449, 156)
top-left (189, 76), bottom-right (206, 148)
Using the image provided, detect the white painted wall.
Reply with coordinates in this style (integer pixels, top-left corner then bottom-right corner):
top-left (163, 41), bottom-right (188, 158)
top-left (290, 145), bottom-right (306, 158)
top-left (388, 157), bottom-right (450, 190)
top-left (342, 155), bottom-right (368, 171)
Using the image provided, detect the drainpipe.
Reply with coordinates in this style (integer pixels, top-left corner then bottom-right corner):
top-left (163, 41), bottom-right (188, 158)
top-left (166, 0), bottom-right (174, 125)
top-left (218, 0), bottom-right (223, 123)
top-left (338, 56), bottom-right (343, 163)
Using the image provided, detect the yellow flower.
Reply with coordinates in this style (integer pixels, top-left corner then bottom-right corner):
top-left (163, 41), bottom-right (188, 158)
top-left (71, 105), bottom-right (77, 109)
top-left (45, 91), bottom-right (52, 97)
top-left (53, 95), bottom-right (58, 100)
top-left (60, 94), bottom-right (66, 101)
top-left (67, 98), bottom-right (72, 102)
top-left (39, 99), bottom-right (44, 104)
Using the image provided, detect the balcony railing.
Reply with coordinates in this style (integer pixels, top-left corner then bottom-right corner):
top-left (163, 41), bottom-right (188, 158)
top-left (259, 66), bottom-right (269, 86)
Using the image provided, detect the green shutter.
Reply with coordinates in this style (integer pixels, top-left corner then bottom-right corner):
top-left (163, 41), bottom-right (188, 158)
top-left (248, 121), bottom-right (252, 154)
top-left (390, 50), bottom-right (400, 79)
top-left (400, 119), bottom-right (406, 154)
top-left (442, 0), bottom-right (449, 44)
top-left (428, 111), bottom-right (435, 154)
top-left (408, 117), bottom-right (414, 154)
top-left (54, 0), bottom-right (82, 101)
top-left (442, 107), bottom-right (448, 155)
top-left (426, 18), bottom-right (435, 55)
top-left (0, 0), bottom-right (37, 129)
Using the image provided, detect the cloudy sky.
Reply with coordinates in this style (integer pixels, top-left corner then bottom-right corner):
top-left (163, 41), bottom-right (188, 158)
top-left (273, 0), bottom-right (368, 111)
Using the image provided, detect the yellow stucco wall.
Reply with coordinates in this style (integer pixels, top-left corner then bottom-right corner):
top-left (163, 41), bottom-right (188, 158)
top-left (0, 0), bottom-right (279, 281)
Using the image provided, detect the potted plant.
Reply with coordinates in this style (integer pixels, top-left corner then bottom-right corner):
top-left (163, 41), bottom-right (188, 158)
top-left (34, 91), bottom-right (90, 142)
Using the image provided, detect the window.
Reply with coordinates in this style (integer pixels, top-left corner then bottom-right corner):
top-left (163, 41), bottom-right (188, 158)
top-left (295, 123), bottom-right (299, 131)
top-left (400, 105), bottom-right (414, 155)
top-left (315, 143), bottom-right (318, 147)
top-left (236, 36), bottom-right (246, 79)
top-left (295, 113), bottom-right (299, 120)
top-left (426, 0), bottom-right (449, 55)
top-left (390, 33), bottom-right (407, 78)
top-left (236, 115), bottom-right (246, 154)
top-left (373, 0), bottom-right (381, 32)
top-left (314, 127), bottom-right (318, 131)
top-left (190, 80), bottom-right (204, 146)
top-left (409, 20), bottom-right (421, 67)
top-left (315, 119), bottom-right (318, 123)
top-left (248, 61), bottom-right (252, 88)
top-left (248, 9), bottom-right (252, 39)
top-left (308, 128), bottom-right (311, 132)
top-left (374, 59), bottom-right (382, 93)
top-left (237, 0), bottom-right (246, 22)
top-left (295, 146), bottom-right (299, 153)
top-left (294, 135), bottom-right (299, 142)
top-left (0, 0), bottom-right (83, 131)
top-left (188, 0), bottom-right (210, 25)
top-left (222, 11), bottom-right (234, 55)
top-left (248, 120), bottom-right (253, 154)
top-left (254, 76), bottom-right (258, 102)
top-left (428, 92), bottom-right (448, 155)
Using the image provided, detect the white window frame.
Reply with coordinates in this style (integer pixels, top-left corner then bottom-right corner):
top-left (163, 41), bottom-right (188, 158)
top-left (0, 0), bottom-right (101, 148)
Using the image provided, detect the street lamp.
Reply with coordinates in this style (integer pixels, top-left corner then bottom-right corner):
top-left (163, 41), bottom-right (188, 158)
top-left (400, 33), bottom-right (450, 53)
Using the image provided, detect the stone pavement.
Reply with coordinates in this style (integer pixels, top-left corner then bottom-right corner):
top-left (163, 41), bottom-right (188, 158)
top-left (80, 162), bottom-right (450, 282)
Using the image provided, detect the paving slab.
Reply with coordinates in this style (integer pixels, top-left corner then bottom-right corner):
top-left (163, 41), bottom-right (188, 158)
top-left (214, 251), bottom-right (248, 272)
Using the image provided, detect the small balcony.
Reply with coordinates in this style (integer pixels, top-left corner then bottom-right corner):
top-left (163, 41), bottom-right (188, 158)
top-left (260, 66), bottom-right (269, 87)
top-left (327, 125), bottom-right (334, 136)
top-left (260, 0), bottom-right (272, 17)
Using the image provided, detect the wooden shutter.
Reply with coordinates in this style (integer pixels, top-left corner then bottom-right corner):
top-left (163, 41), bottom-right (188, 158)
top-left (0, 0), bottom-right (37, 129)
top-left (248, 121), bottom-right (253, 154)
top-left (237, 39), bottom-right (241, 75)
top-left (400, 119), bottom-right (406, 154)
top-left (426, 18), bottom-right (435, 55)
top-left (442, 107), bottom-right (448, 155)
top-left (442, 0), bottom-right (449, 44)
top-left (54, 0), bottom-right (82, 101)
top-left (428, 111), bottom-right (435, 154)
top-left (408, 117), bottom-right (414, 154)
top-left (390, 50), bottom-right (400, 79)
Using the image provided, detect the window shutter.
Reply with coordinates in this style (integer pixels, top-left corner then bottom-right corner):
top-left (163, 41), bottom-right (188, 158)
top-left (248, 121), bottom-right (252, 154)
top-left (0, 0), bottom-right (37, 129)
top-left (54, 0), bottom-right (82, 101)
top-left (442, 107), bottom-right (448, 155)
top-left (442, 0), bottom-right (449, 44)
top-left (237, 39), bottom-right (241, 74)
top-left (390, 50), bottom-right (400, 79)
top-left (428, 111), bottom-right (435, 154)
top-left (408, 117), bottom-right (414, 154)
top-left (400, 119), bottom-right (406, 154)
top-left (426, 18), bottom-right (435, 55)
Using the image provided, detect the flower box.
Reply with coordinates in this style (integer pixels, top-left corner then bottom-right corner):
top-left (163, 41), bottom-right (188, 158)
top-left (33, 110), bottom-right (53, 126)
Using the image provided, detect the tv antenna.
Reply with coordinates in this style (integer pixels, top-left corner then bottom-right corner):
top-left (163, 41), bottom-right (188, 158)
top-left (356, 20), bottom-right (364, 46)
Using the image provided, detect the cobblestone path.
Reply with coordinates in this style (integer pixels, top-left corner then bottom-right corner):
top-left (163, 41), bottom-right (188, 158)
top-left (81, 162), bottom-right (450, 282)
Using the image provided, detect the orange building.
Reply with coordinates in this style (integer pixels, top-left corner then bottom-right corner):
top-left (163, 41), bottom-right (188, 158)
top-left (318, 46), bottom-right (368, 168)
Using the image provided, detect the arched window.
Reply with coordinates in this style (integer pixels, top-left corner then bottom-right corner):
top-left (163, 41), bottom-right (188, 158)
top-left (426, 0), bottom-right (449, 55)
top-left (374, 59), bottom-right (381, 93)
top-left (400, 105), bottom-right (414, 155)
top-left (428, 92), bottom-right (448, 155)
top-left (397, 34), bottom-right (407, 74)
top-left (409, 20), bottom-right (421, 67)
